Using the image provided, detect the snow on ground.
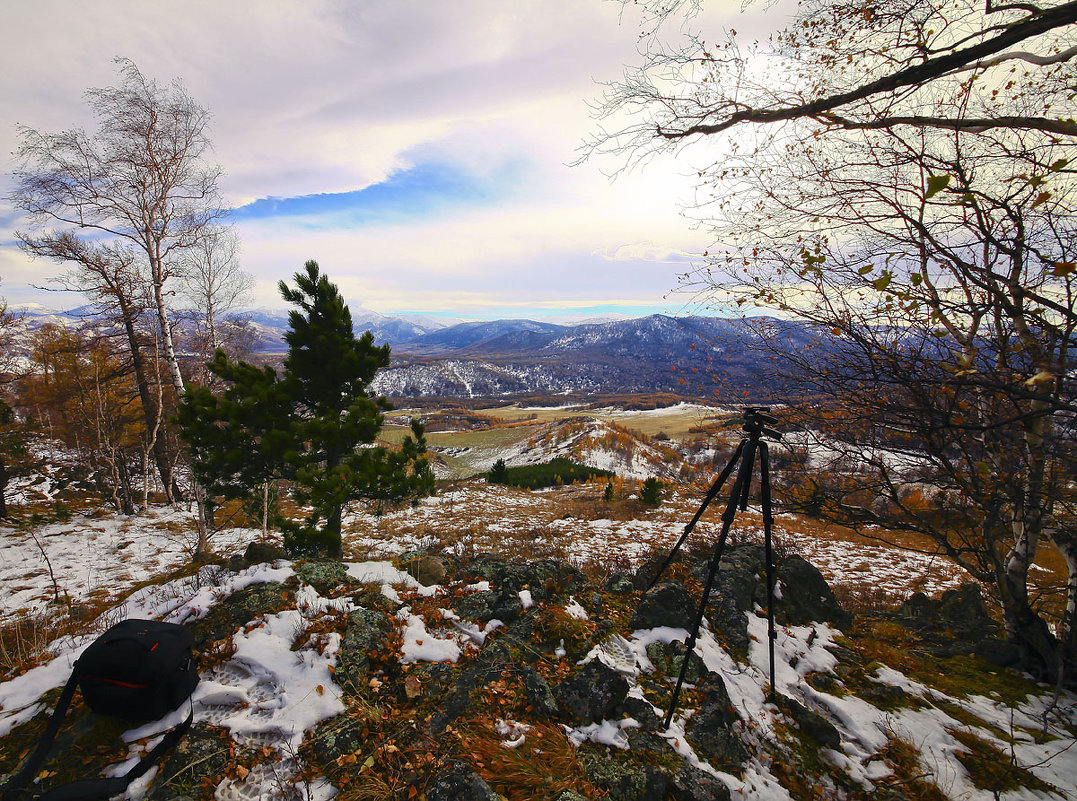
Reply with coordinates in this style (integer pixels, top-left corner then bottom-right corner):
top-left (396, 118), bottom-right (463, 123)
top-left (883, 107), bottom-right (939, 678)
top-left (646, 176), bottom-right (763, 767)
top-left (0, 507), bottom-right (259, 626)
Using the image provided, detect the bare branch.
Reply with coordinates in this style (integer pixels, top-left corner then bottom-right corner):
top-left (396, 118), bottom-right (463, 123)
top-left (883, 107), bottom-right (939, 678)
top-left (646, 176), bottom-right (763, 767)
top-left (657, 1), bottom-right (1077, 139)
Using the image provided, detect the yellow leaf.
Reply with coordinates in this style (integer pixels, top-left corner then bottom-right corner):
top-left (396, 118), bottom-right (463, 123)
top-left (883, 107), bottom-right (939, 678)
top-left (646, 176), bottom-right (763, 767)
top-left (1024, 370), bottom-right (1055, 386)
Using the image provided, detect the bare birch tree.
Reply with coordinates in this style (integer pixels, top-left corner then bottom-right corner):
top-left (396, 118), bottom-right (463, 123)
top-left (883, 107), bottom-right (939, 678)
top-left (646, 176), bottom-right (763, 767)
top-left (177, 224), bottom-right (253, 381)
top-left (10, 58), bottom-right (225, 555)
top-left (11, 57), bottom-right (223, 397)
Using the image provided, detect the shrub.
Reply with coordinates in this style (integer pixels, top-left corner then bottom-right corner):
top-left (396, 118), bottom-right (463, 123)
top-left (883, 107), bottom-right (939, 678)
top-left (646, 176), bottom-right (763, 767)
top-left (488, 458), bottom-right (508, 484)
top-left (493, 458), bottom-right (615, 490)
top-left (640, 476), bottom-right (663, 507)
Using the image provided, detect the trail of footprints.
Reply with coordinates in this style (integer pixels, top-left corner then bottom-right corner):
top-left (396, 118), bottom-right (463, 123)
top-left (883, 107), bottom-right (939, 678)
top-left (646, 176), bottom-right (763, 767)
top-left (196, 661), bottom-right (307, 800)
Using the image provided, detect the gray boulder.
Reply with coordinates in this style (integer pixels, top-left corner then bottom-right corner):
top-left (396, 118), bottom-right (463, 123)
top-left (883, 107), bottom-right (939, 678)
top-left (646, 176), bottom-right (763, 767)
top-left (630, 581), bottom-right (696, 630)
top-left (553, 660), bottom-right (630, 725)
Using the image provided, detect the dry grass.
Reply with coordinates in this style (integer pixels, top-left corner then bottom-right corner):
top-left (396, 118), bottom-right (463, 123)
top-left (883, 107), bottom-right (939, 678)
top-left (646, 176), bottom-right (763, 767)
top-left (457, 719), bottom-right (600, 801)
top-left (829, 580), bottom-right (909, 615)
top-left (0, 599), bottom-right (122, 678)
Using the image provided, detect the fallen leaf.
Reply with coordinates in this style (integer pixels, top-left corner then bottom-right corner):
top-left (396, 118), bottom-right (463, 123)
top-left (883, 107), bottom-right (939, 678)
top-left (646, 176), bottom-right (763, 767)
top-left (405, 675), bottom-right (423, 699)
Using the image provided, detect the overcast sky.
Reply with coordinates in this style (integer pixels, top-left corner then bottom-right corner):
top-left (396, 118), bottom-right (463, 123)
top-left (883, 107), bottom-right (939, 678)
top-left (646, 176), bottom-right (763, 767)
top-left (0, 0), bottom-right (792, 321)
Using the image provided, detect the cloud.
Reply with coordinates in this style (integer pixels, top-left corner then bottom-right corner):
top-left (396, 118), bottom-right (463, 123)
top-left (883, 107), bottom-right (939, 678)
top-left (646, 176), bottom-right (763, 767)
top-left (0, 0), bottom-right (793, 318)
top-left (601, 243), bottom-right (697, 263)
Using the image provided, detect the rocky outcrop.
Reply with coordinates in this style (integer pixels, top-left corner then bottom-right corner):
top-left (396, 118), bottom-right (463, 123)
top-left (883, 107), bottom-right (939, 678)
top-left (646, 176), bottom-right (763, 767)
top-left (49, 548), bottom-right (860, 800)
top-left (896, 583), bottom-right (1002, 658)
top-left (630, 581), bottom-right (696, 630)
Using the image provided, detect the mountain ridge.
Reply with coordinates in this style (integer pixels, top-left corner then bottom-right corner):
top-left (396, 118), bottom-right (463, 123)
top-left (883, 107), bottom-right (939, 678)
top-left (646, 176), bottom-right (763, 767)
top-left (9, 305), bottom-right (811, 399)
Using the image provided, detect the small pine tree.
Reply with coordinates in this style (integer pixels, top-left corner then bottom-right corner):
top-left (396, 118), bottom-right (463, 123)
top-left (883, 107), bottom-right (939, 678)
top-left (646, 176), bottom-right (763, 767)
top-left (603, 482), bottom-right (614, 502)
top-left (640, 477), bottom-right (663, 507)
top-left (489, 458), bottom-right (508, 484)
top-left (177, 261), bottom-right (435, 558)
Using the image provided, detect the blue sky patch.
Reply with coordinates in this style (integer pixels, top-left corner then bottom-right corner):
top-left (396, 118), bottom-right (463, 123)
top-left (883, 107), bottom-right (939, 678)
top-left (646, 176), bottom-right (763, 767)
top-left (227, 161), bottom-right (510, 226)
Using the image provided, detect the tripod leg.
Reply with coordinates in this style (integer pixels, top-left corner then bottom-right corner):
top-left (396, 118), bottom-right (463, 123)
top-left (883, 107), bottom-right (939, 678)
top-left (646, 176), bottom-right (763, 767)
top-left (760, 441), bottom-right (778, 703)
top-left (645, 440), bottom-right (747, 593)
top-left (663, 443), bottom-right (757, 729)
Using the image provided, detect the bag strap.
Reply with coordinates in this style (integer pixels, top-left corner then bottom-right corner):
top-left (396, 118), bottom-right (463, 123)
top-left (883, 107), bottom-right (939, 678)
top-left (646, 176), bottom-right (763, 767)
top-left (1, 694), bottom-right (193, 801)
top-left (1, 672), bottom-right (79, 801)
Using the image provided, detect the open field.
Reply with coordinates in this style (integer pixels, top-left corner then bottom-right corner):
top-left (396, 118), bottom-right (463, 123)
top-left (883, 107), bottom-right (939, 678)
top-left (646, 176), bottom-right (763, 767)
top-left (468, 401), bottom-right (732, 440)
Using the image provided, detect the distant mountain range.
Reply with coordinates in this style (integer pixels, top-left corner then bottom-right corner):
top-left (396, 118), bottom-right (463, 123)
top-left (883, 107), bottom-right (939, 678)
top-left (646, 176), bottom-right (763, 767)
top-left (10, 305), bottom-right (814, 399)
top-left (373, 314), bottom-right (814, 399)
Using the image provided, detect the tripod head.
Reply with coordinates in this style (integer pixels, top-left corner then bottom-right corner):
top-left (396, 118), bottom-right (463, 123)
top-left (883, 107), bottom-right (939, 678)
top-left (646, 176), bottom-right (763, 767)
top-left (742, 406), bottom-right (781, 441)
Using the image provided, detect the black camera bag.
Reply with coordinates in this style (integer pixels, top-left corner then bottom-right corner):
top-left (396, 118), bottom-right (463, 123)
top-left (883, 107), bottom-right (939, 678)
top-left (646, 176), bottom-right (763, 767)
top-left (1, 619), bottom-right (199, 801)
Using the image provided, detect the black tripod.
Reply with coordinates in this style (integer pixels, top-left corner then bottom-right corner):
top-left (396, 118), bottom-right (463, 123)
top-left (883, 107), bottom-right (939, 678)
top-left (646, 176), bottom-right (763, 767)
top-left (647, 407), bottom-right (781, 729)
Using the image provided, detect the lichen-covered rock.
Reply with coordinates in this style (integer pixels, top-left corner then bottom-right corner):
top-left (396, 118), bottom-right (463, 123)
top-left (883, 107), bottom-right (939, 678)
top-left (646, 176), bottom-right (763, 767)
top-left (464, 554), bottom-right (582, 596)
top-left (646, 640), bottom-right (707, 684)
top-left (335, 608), bottom-right (392, 691)
top-left (553, 791), bottom-right (589, 801)
top-left (619, 694), bottom-right (661, 729)
top-left (519, 665), bottom-right (559, 719)
top-left (670, 765), bottom-right (733, 801)
top-left (703, 563), bottom-right (757, 657)
top-left (604, 573), bottom-right (635, 594)
top-left (145, 724), bottom-right (231, 800)
top-left (553, 660), bottom-right (630, 725)
top-left (189, 582), bottom-right (290, 644)
top-left (426, 759), bottom-right (504, 801)
top-left (408, 662), bottom-right (456, 701)
top-left (453, 587), bottom-right (525, 624)
top-left (307, 714), bottom-right (366, 768)
top-left (685, 673), bottom-right (748, 773)
top-left (295, 560), bottom-right (350, 594)
top-left (579, 752), bottom-right (671, 801)
top-left (630, 581), bottom-right (696, 630)
top-left (428, 638), bottom-right (518, 733)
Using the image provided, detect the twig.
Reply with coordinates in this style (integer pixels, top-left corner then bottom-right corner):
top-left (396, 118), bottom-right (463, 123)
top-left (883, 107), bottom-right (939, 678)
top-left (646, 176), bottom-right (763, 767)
top-left (26, 524), bottom-right (67, 607)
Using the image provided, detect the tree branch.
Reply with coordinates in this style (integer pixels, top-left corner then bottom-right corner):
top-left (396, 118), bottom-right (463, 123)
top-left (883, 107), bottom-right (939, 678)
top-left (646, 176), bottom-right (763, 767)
top-left (658, 0), bottom-right (1077, 139)
top-left (819, 113), bottom-right (1077, 136)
